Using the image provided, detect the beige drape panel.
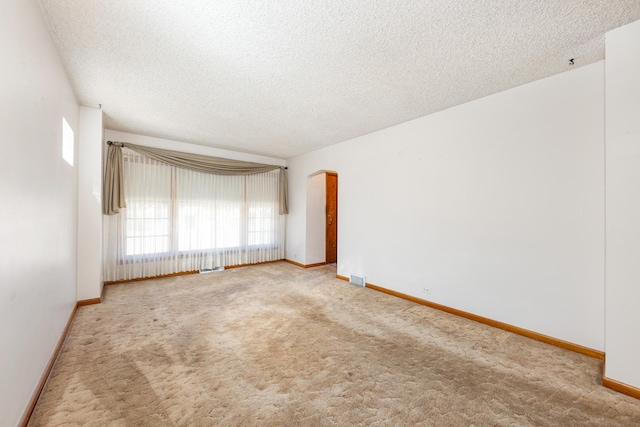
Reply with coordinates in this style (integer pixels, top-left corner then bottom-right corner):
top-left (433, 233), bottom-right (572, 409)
top-left (103, 141), bottom-right (289, 215)
top-left (103, 144), bottom-right (126, 215)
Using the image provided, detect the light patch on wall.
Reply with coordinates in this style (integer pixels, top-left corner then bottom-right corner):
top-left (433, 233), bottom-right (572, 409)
top-left (62, 117), bottom-right (74, 166)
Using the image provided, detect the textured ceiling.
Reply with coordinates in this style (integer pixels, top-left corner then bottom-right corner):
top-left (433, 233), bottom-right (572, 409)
top-left (38, 1), bottom-right (640, 159)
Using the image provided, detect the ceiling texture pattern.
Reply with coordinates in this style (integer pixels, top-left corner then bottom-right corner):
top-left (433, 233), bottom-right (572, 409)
top-left (38, 1), bottom-right (640, 159)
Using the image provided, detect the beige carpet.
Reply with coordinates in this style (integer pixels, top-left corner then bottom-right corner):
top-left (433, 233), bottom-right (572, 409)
top-left (29, 262), bottom-right (640, 426)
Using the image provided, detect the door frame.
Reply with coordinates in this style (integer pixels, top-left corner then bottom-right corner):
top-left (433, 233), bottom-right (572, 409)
top-left (325, 172), bottom-right (338, 264)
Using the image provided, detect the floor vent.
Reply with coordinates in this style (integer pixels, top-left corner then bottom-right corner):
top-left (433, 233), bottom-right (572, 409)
top-left (350, 274), bottom-right (366, 287)
top-left (199, 266), bottom-right (225, 274)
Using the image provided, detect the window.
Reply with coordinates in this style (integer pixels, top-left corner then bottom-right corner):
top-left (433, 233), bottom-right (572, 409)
top-left (122, 150), bottom-right (282, 258)
top-left (104, 148), bottom-right (284, 282)
top-left (62, 117), bottom-right (74, 166)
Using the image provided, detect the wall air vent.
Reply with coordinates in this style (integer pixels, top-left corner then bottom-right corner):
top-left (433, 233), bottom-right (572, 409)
top-left (349, 274), bottom-right (366, 287)
top-left (199, 266), bottom-right (225, 274)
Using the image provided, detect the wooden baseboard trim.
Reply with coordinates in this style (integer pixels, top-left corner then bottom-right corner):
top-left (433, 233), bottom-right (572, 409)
top-left (104, 260), bottom-right (289, 285)
top-left (336, 274), bottom-right (349, 282)
top-left (19, 302), bottom-right (78, 427)
top-left (603, 377), bottom-right (640, 400)
top-left (284, 259), bottom-right (306, 268)
top-left (284, 259), bottom-right (328, 268)
top-left (364, 282), bottom-right (605, 360)
top-left (225, 259), bottom-right (285, 270)
top-left (104, 270), bottom-right (199, 285)
top-left (306, 262), bottom-right (328, 268)
top-left (77, 297), bottom-right (101, 306)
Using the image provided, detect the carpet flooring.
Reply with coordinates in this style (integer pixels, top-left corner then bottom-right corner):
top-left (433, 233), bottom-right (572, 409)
top-left (28, 262), bottom-right (640, 426)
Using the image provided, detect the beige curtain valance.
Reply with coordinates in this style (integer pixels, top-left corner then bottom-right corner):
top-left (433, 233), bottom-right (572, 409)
top-left (103, 141), bottom-right (288, 215)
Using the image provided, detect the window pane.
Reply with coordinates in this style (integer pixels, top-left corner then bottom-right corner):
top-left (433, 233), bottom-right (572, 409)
top-left (176, 170), bottom-right (243, 251)
top-left (123, 152), bottom-right (172, 256)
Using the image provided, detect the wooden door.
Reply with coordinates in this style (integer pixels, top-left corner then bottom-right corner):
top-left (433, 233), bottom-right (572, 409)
top-left (325, 173), bottom-right (338, 263)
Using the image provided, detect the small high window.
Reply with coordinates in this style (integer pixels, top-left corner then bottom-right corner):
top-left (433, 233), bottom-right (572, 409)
top-left (62, 117), bottom-right (74, 166)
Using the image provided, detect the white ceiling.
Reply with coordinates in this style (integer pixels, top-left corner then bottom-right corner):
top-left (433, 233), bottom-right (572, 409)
top-left (38, 1), bottom-right (640, 159)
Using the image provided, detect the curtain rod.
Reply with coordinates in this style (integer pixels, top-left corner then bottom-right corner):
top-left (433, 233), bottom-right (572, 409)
top-left (106, 141), bottom-right (287, 169)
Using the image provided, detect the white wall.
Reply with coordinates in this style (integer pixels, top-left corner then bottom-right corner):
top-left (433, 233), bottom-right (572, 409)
top-left (77, 107), bottom-right (104, 301)
top-left (306, 173), bottom-right (326, 264)
top-left (105, 130), bottom-right (286, 167)
top-left (286, 62), bottom-right (605, 351)
top-left (0, 1), bottom-right (79, 425)
top-left (605, 19), bottom-right (640, 389)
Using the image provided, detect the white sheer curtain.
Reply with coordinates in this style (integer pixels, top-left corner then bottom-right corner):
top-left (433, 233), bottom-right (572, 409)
top-left (104, 148), bottom-right (284, 282)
